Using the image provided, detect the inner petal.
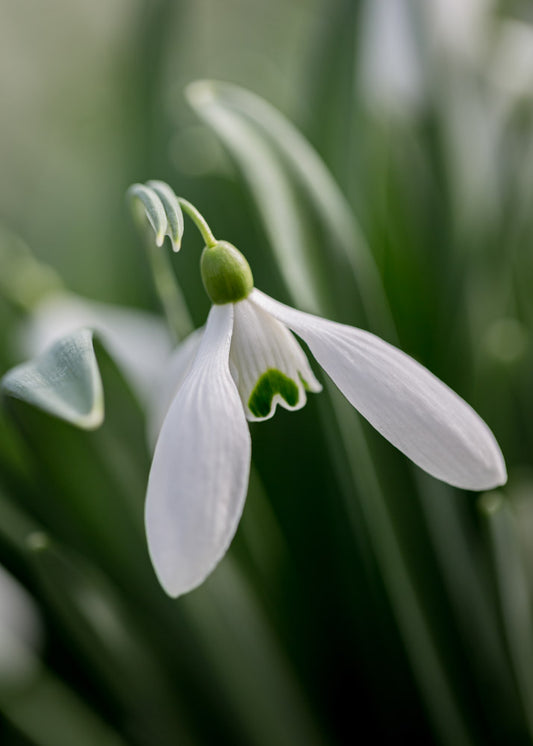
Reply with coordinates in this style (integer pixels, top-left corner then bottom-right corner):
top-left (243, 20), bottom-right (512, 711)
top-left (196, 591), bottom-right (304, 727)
top-left (249, 368), bottom-right (300, 418)
top-left (230, 299), bottom-right (321, 422)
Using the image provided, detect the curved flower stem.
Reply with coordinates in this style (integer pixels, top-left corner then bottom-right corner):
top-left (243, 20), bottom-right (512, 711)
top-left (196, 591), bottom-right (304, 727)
top-left (178, 198), bottom-right (218, 248)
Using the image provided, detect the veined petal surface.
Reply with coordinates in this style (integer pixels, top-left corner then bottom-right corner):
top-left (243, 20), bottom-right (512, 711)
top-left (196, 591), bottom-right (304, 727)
top-left (146, 304), bottom-right (251, 597)
top-left (146, 327), bottom-right (204, 450)
top-left (251, 289), bottom-right (506, 491)
top-left (230, 299), bottom-right (321, 422)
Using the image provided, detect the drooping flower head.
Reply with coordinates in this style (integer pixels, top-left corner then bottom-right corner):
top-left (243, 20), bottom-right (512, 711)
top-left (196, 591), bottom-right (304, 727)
top-left (136, 184), bottom-right (507, 598)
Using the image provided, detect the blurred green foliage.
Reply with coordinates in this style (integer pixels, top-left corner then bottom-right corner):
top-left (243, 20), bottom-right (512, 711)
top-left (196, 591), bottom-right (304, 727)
top-left (2, 1), bottom-right (533, 744)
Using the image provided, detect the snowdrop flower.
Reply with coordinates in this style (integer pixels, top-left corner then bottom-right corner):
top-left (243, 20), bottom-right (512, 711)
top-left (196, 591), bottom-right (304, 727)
top-left (146, 238), bottom-right (507, 598)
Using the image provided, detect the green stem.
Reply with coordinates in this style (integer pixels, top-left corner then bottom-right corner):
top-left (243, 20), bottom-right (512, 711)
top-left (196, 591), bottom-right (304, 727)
top-left (145, 239), bottom-right (194, 342)
top-left (178, 198), bottom-right (218, 248)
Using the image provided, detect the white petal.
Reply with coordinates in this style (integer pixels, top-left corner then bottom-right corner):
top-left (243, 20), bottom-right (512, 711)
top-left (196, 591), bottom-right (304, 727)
top-left (421, 0), bottom-right (490, 62)
top-left (230, 298), bottom-right (321, 422)
top-left (358, 0), bottom-right (423, 116)
top-left (20, 293), bottom-right (173, 407)
top-left (251, 289), bottom-right (507, 491)
top-left (145, 304), bottom-right (251, 597)
top-left (146, 327), bottom-right (204, 450)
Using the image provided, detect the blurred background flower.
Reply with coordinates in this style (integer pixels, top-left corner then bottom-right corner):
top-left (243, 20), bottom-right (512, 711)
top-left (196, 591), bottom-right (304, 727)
top-left (2, 1), bottom-right (533, 744)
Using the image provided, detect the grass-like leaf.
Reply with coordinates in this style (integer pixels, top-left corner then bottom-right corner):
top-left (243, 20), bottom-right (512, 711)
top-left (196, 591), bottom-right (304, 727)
top-left (186, 79), bottom-right (394, 336)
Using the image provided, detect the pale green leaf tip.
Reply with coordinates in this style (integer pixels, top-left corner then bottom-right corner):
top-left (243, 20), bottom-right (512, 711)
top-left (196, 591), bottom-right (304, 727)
top-left (1, 328), bottom-right (105, 431)
top-left (186, 79), bottom-right (247, 110)
top-left (185, 80), bottom-right (217, 109)
top-left (26, 531), bottom-right (50, 553)
top-left (478, 491), bottom-right (504, 516)
top-left (77, 393), bottom-right (105, 430)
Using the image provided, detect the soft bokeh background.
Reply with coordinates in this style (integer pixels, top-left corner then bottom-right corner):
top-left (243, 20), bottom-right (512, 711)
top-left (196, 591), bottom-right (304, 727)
top-left (2, 1), bottom-right (533, 744)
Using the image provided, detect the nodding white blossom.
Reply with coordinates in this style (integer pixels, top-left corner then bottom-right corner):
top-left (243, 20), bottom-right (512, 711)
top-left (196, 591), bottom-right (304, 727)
top-left (146, 240), bottom-right (507, 598)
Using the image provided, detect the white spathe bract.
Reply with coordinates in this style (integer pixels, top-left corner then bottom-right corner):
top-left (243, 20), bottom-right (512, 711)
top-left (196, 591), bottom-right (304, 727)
top-left (147, 288), bottom-right (506, 598)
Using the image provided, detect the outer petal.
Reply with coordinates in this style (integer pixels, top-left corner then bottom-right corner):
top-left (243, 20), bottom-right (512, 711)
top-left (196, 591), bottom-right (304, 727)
top-left (145, 304), bottom-right (251, 597)
top-left (146, 327), bottom-right (203, 450)
top-left (230, 298), bottom-right (321, 422)
top-left (251, 289), bottom-right (507, 491)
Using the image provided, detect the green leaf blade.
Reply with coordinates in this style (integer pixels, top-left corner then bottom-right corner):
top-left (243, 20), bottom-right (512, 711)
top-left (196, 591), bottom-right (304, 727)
top-left (186, 79), bottom-right (395, 336)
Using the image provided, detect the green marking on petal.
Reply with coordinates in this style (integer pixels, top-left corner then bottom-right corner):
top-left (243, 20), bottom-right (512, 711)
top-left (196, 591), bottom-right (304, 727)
top-left (299, 372), bottom-right (312, 391)
top-left (248, 368), bottom-right (299, 418)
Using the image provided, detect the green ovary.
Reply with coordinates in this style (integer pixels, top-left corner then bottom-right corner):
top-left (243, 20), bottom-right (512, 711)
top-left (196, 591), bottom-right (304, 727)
top-left (248, 368), bottom-right (300, 418)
